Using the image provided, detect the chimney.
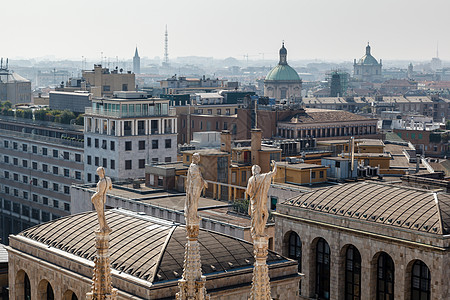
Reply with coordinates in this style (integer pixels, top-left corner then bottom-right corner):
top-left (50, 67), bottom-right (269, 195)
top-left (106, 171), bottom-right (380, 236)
top-left (220, 130), bottom-right (231, 153)
top-left (251, 128), bottom-right (262, 165)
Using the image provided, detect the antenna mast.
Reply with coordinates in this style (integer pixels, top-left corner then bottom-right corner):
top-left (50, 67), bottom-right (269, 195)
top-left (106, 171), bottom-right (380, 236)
top-left (164, 25), bottom-right (169, 66)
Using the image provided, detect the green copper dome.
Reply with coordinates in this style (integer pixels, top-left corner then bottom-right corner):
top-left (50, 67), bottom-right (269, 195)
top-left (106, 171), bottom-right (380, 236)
top-left (265, 42), bottom-right (301, 81)
top-left (265, 64), bottom-right (301, 81)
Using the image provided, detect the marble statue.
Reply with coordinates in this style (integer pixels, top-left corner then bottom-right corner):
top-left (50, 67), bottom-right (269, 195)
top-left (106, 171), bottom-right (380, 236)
top-left (185, 153), bottom-right (208, 226)
top-left (91, 166), bottom-right (113, 232)
top-left (246, 161), bottom-right (277, 238)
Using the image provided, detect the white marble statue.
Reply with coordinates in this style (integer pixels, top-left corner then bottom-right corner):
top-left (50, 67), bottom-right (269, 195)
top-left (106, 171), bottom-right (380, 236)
top-left (91, 166), bottom-right (113, 232)
top-left (185, 153), bottom-right (208, 226)
top-left (246, 161), bottom-right (277, 239)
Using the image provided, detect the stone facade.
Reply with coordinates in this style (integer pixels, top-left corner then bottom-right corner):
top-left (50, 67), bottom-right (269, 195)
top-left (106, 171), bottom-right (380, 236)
top-left (274, 183), bottom-right (450, 299)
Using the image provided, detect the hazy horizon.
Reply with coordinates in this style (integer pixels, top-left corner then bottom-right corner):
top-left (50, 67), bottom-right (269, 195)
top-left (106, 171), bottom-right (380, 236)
top-left (3, 0), bottom-right (450, 62)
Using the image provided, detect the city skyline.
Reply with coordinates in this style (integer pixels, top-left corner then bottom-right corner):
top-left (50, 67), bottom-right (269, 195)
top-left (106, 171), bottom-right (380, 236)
top-left (3, 0), bottom-right (450, 61)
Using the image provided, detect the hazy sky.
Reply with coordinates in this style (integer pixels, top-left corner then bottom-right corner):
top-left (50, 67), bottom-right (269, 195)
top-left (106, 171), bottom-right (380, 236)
top-left (4, 0), bottom-right (450, 62)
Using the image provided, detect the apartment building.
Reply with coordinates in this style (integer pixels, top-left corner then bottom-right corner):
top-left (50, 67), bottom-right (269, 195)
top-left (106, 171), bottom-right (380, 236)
top-left (0, 116), bottom-right (84, 244)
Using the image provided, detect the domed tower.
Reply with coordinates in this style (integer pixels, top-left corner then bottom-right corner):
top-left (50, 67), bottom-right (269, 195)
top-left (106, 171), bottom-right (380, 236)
top-left (353, 43), bottom-right (382, 82)
top-left (264, 42), bottom-right (302, 102)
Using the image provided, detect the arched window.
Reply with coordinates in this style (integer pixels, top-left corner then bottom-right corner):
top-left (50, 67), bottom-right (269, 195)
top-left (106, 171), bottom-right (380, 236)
top-left (411, 260), bottom-right (430, 300)
top-left (316, 238), bottom-right (330, 299)
top-left (345, 245), bottom-right (361, 300)
top-left (377, 252), bottom-right (394, 300)
top-left (47, 282), bottom-right (54, 300)
top-left (24, 273), bottom-right (31, 300)
top-left (288, 232), bottom-right (302, 272)
top-left (72, 294), bottom-right (79, 300)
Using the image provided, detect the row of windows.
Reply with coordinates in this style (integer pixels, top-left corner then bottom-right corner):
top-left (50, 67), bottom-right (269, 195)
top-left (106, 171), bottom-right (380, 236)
top-left (1, 198), bottom-right (69, 220)
top-left (17, 272), bottom-right (78, 300)
top-left (2, 172), bottom-right (73, 195)
top-left (2, 140), bottom-right (82, 162)
top-left (86, 138), bottom-right (172, 151)
top-left (286, 232), bottom-right (431, 300)
top-left (2, 156), bottom-right (82, 180)
top-left (86, 156), bottom-right (172, 173)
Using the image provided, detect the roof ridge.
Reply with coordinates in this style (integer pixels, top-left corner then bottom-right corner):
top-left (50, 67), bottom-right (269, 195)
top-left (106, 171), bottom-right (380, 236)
top-left (433, 193), bottom-right (445, 234)
top-left (152, 225), bottom-right (177, 283)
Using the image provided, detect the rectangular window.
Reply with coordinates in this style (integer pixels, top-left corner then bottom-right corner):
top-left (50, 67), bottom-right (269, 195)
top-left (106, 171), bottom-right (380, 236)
top-left (42, 147), bottom-right (47, 156)
top-left (152, 158), bottom-right (158, 163)
top-left (110, 141), bottom-right (115, 151)
top-left (139, 159), bottom-right (145, 169)
top-left (3, 156), bottom-right (9, 163)
top-left (53, 149), bottom-right (58, 158)
top-left (75, 153), bottom-right (81, 162)
top-left (53, 183), bottom-right (59, 191)
top-left (22, 205), bottom-right (30, 217)
top-left (13, 142), bottom-right (18, 150)
top-left (32, 208), bottom-right (40, 220)
top-left (75, 171), bottom-right (81, 180)
top-left (42, 211), bottom-right (50, 222)
top-left (4, 186), bottom-right (9, 194)
top-left (311, 172), bottom-right (316, 179)
top-left (320, 170), bottom-right (324, 178)
top-left (165, 139), bottom-right (171, 149)
top-left (122, 84), bottom-right (128, 91)
top-left (43, 197), bottom-right (49, 205)
top-left (3, 140), bottom-right (8, 148)
top-left (95, 156), bottom-right (99, 166)
top-left (64, 186), bottom-right (70, 194)
top-left (22, 144), bottom-right (28, 152)
top-left (13, 189), bottom-right (18, 197)
top-left (32, 145), bottom-right (37, 153)
top-left (53, 200), bottom-right (59, 208)
top-left (64, 203), bottom-right (70, 211)
top-left (32, 162), bottom-right (37, 169)
top-left (22, 159), bottom-right (28, 168)
top-left (87, 173), bottom-right (92, 182)
top-left (4, 171), bottom-right (9, 179)
top-left (223, 122), bottom-right (228, 130)
top-left (87, 137), bottom-right (92, 147)
top-left (103, 158), bottom-right (107, 168)
top-left (125, 141), bottom-right (132, 151)
top-left (64, 168), bottom-right (70, 177)
top-left (95, 138), bottom-right (99, 148)
top-left (22, 175), bottom-right (28, 184)
top-left (217, 109), bottom-right (221, 115)
top-left (87, 155), bottom-right (92, 165)
top-left (13, 158), bottom-right (18, 165)
top-left (14, 173), bottom-right (19, 181)
top-left (103, 85), bottom-right (110, 92)
top-left (32, 178), bottom-right (37, 186)
top-left (165, 157), bottom-right (171, 162)
top-left (43, 180), bottom-right (48, 189)
top-left (53, 166), bottom-right (59, 175)
top-left (139, 140), bottom-right (145, 150)
top-left (102, 140), bottom-right (107, 149)
top-left (152, 140), bottom-right (159, 149)
top-left (33, 194), bottom-right (38, 202)
top-left (23, 191), bottom-right (28, 200)
top-left (110, 160), bottom-right (115, 170)
top-left (125, 160), bottom-right (132, 170)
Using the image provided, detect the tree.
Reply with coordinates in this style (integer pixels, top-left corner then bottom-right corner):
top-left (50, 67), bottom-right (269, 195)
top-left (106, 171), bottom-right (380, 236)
top-left (59, 110), bottom-right (76, 124)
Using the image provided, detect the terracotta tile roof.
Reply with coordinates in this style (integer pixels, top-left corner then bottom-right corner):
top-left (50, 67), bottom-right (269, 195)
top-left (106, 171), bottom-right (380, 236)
top-left (283, 181), bottom-right (450, 234)
top-left (281, 108), bottom-right (373, 124)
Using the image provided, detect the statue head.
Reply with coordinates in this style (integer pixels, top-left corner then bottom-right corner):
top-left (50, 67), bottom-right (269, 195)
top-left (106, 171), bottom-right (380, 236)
top-left (192, 153), bottom-right (200, 164)
top-left (252, 165), bottom-right (261, 175)
top-left (96, 166), bottom-right (105, 178)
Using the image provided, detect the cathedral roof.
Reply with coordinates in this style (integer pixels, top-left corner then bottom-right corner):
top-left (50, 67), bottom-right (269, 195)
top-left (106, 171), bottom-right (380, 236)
top-left (18, 209), bottom-right (289, 283)
top-left (283, 181), bottom-right (450, 235)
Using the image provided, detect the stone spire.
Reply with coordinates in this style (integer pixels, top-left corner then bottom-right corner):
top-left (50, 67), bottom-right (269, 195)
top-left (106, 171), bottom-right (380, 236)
top-left (176, 153), bottom-right (209, 300)
top-left (86, 167), bottom-right (117, 300)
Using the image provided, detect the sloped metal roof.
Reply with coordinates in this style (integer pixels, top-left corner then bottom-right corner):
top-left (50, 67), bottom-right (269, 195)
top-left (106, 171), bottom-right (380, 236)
top-left (19, 210), bottom-right (287, 283)
top-left (284, 181), bottom-right (450, 235)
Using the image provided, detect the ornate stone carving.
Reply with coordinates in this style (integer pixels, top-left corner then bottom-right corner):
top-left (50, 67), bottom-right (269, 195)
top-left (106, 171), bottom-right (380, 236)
top-left (87, 168), bottom-right (117, 300)
top-left (246, 161), bottom-right (277, 239)
top-left (246, 161), bottom-right (277, 300)
top-left (91, 167), bottom-right (112, 233)
top-left (185, 153), bottom-right (208, 227)
top-left (177, 154), bottom-right (209, 300)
